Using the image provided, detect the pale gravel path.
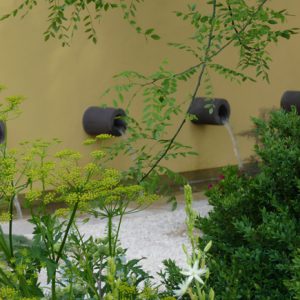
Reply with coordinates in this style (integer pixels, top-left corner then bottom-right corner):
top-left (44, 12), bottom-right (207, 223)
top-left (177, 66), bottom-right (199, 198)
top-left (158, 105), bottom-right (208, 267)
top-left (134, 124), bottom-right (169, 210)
top-left (2, 196), bottom-right (211, 283)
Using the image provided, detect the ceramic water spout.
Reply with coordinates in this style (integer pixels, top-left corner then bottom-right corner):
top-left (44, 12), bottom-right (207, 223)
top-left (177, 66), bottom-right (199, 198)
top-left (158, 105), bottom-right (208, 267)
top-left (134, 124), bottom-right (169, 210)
top-left (281, 91), bottom-right (300, 114)
top-left (83, 107), bottom-right (127, 137)
top-left (187, 97), bottom-right (230, 125)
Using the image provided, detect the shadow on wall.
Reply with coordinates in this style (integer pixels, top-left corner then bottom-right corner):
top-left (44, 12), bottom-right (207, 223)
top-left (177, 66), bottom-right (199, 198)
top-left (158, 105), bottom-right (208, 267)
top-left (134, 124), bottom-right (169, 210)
top-left (0, 121), bottom-right (5, 144)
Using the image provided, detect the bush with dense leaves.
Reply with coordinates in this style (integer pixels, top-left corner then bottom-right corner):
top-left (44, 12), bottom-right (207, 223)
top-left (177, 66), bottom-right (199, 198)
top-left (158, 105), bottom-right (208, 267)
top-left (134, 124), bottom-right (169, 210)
top-left (197, 109), bottom-right (300, 299)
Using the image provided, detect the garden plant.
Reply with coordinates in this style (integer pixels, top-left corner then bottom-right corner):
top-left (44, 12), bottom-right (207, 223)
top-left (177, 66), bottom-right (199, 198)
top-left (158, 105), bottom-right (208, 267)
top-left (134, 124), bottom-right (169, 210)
top-left (1, 0), bottom-right (297, 202)
top-left (197, 109), bottom-right (300, 299)
top-left (0, 94), bottom-right (213, 299)
top-left (0, 0), bottom-right (299, 299)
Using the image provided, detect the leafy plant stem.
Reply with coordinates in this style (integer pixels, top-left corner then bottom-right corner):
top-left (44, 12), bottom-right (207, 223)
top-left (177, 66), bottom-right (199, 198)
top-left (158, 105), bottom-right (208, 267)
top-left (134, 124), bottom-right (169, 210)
top-left (51, 200), bottom-right (79, 300)
top-left (73, 224), bottom-right (101, 299)
top-left (8, 194), bottom-right (15, 258)
top-left (195, 280), bottom-right (202, 298)
top-left (113, 206), bottom-right (126, 256)
top-left (140, 0), bottom-right (268, 182)
top-left (140, 0), bottom-right (217, 182)
top-left (55, 201), bottom-right (79, 264)
top-left (108, 213), bottom-right (113, 257)
top-left (51, 277), bottom-right (56, 300)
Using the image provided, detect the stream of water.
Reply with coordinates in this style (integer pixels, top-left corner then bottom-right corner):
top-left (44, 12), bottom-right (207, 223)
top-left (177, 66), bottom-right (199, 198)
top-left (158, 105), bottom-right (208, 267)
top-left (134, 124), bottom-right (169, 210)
top-left (223, 120), bottom-right (243, 170)
top-left (13, 195), bottom-right (23, 219)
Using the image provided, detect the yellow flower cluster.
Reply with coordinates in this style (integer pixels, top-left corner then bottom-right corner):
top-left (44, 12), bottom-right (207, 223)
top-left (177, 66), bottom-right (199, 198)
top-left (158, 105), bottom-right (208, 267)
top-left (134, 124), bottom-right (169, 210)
top-left (90, 150), bottom-right (106, 160)
top-left (84, 162), bottom-right (99, 173)
top-left (136, 193), bottom-right (160, 206)
top-left (83, 138), bottom-right (96, 145)
top-left (54, 208), bottom-right (70, 218)
top-left (25, 190), bottom-right (42, 203)
top-left (118, 282), bottom-right (137, 296)
top-left (100, 169), bottom-right (121, 188)
top-left (0, 212), bottom-right (11, 223)
top-left (0, 286), bottom-right (38, 300)
top-left (43, 192), bottom-right (56, 204)
top-left (96, 133), bottom-right (113, 140)
top-left (16, 142), bottom-right (159, 217)
top-left (0, 287), bottom-right (17, 300)
top-left (55, 149), bottom-right (81, 160)
top-left (0, 156), bottom-right (16, 183)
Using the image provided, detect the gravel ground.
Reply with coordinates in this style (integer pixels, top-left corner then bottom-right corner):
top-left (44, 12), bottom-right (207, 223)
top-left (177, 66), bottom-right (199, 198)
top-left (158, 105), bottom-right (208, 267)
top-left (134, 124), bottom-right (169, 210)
top-left (2, 193), bottom-right (211, 284)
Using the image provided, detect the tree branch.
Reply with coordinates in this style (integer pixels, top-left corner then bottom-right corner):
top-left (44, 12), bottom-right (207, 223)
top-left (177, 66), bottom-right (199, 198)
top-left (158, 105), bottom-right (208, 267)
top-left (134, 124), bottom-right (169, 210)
top-left (140, 0), bottom-right (268, 183)
top-left (140, 0), bottom-right (218, 182)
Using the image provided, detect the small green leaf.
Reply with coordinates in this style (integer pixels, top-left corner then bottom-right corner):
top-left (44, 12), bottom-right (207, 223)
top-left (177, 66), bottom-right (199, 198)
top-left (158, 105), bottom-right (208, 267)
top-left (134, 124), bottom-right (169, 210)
top-left (204, 240), bottom-right (212, 252)
top-left (145, 28), bottom-right (154, 35)
top-left (150, 34), bottom-right (160, 40)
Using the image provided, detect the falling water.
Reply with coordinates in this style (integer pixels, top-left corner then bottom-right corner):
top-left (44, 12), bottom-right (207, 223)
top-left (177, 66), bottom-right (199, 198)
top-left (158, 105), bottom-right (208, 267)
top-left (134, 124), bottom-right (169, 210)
top-left (223, 120), bottom-right (243, 170)
top-left (13, 195), bottom-right (23, 219)
top-left (116, 127), bottom-right (125, 137)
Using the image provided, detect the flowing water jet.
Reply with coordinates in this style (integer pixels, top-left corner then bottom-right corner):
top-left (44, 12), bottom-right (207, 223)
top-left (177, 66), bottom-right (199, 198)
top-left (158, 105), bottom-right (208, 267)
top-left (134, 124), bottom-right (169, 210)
top-left (13, 195), bottom-right (23, 219)
top-left (187, 97), bottom-right (243, 170)
top-left (223, 120), bottom-right (243, 170)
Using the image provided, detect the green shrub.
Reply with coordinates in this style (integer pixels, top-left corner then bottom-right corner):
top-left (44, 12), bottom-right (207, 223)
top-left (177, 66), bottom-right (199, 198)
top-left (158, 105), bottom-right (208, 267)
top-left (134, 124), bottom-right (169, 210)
top-left (286, 249), bottom-right (300, 299)
top-left (197, 109), bottom-right (300, 299)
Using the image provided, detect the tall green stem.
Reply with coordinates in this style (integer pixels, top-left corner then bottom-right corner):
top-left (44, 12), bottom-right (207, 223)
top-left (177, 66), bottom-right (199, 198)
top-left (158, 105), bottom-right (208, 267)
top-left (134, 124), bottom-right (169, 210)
top-left (8, 194), bottom-right (14, 258)
top-left (51, 277), bottom-right (56, 300)
top-left (51, 201), bottom-right (79, 300)
top-left (113, 208), bottom-right (125, 257)
top-left (55, 201), bottom-right (79, 263)
top-left (108, 214), bottom-right (113, 257)
top-left (140, 0), bottom-right (268, 182)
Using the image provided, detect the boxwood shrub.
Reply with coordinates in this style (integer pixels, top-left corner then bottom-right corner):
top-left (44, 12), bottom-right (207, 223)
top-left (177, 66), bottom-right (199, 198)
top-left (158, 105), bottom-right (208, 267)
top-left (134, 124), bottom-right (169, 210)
top-left (197, 109), bottom-right (300, 299)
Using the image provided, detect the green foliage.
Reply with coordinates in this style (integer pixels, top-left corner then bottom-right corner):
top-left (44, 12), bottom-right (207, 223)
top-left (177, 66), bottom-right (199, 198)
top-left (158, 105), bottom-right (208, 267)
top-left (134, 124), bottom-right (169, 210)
top-left (0, 88), bottom-right (212, 300)
top-left (158, 185), bottom-right (214, 300)
top-left (286, 250), bottom-right (300, 299)
top-left (0, 1), bottom-right (299, 298)
top-left (96, 0), bottom-right (297, 205)
top-left (158, 259), bottom-right (189, 299)
top-left (0, 2), bottom-right (297, 204)
top-left (0, 89), bottom-right (159, 299)
top-left (197, 109), bottom-right (300, 299)
top-left (0, 0), bottom-right (160, 46)
top-left (59, 231), bottom-right (153, 299)
top-left (1, 1), bottom-right (297, 206)
top-left (97, 61), bottom-right (197, 203)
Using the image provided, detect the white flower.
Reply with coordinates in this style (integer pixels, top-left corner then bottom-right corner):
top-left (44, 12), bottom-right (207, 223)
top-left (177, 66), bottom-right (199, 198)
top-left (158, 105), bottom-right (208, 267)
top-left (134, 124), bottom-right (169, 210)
top-left (174, 260), bottom-right (207, 297)
top-left (182, 260), bottom-right (207, 285)
top-left (174, 280), bottom-right (190, 298)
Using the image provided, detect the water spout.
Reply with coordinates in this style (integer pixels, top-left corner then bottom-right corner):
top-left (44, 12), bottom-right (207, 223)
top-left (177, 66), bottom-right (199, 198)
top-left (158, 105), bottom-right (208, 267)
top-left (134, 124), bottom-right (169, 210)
top-left (82, 107), bottom-right (127, 137)
top-left (223, 120), bottom-right (243, 170)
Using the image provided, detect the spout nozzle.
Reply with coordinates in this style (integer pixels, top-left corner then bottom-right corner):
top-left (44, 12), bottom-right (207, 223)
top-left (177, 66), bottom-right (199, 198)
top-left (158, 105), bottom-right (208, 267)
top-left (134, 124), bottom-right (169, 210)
top-left (83, 107), bottom-right (127, 137)
top-left (188, 98), bottom-right (230, 125)
top-left (281, 91), bottom-right (300, 114)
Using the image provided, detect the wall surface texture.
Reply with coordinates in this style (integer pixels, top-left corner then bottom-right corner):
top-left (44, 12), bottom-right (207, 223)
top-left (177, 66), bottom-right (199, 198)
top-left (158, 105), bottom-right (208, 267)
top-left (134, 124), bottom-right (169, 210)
top-left (0, 1), bottom-right (299, 173)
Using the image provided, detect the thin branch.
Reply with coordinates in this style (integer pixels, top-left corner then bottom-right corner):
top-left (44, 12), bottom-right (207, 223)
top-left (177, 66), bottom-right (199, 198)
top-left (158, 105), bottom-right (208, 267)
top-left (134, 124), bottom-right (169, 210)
top-left (140, 0), bottom-right (268, 183)
top-left (140, 0), bottom-right (217, 182)
top-left (226, 0), bottom-right (260, 52)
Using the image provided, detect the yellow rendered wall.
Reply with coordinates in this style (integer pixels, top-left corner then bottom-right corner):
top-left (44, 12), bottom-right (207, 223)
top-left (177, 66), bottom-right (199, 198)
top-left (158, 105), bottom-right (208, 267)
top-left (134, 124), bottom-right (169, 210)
top-left (0, 1), bottom-right (299, 173)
